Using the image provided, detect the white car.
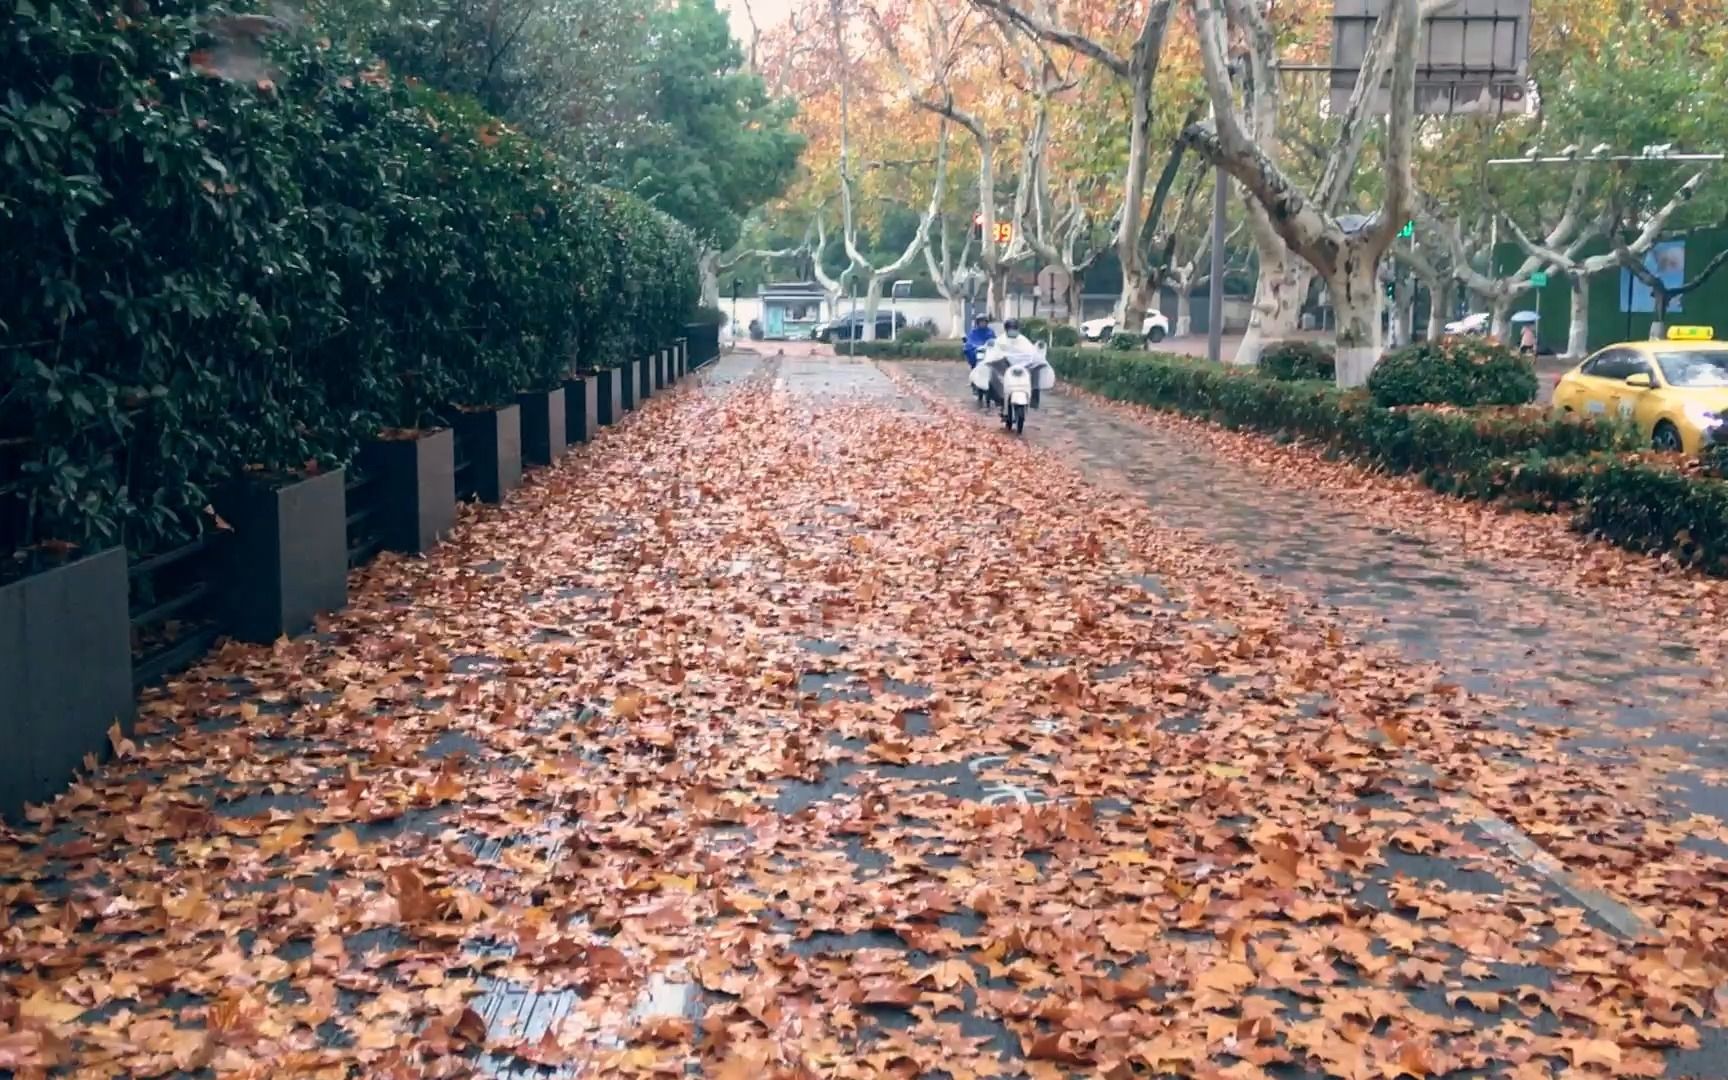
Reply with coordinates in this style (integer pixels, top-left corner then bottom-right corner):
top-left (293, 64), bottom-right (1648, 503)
top-left (1082, 311), bottom-right (1171, 343)
top-left (1444, 312), bottom-right (1490, 335)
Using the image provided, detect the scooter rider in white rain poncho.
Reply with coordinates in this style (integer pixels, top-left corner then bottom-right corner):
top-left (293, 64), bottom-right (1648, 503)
top-left (995, 319), bottom-right (1042, 362)
top-left (969, 319), bottom-right (1056, 433)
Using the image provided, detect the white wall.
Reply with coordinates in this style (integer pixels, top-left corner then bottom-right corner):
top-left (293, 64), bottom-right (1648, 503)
top-left (718, 293), bottom-right (1255, 339)
top-left (721, 297), bottom-right (960, 338)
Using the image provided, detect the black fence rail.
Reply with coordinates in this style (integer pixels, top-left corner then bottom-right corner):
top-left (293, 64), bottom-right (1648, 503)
top-left (128, 533), bottom-right (226, 688)
top-left (685, 323), bottom-right (721, 369)
top-left (0, 438), bottom-right (28, 559)
top-left (345, 471), bottom-right (385, 569)
top-left (454, 444), bottom-right (477, 502)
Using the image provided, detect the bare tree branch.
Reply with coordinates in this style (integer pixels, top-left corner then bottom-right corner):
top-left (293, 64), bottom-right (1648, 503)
top-left (968, 0), bottom-right (1129, 77)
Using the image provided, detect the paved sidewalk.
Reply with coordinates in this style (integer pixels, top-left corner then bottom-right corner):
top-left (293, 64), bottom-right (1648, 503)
top-left (898, 360), bottom-right (1728, 818)
top-left (1, 352), bottom-right (1723, 1078)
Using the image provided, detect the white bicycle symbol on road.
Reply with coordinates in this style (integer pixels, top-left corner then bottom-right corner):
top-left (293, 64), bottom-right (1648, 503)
top-left (967, 719), bottom-right (1064, 806)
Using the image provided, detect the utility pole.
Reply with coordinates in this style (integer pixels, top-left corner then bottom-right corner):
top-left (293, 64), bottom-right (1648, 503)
top-left (1207, 165), bottom-right (1226, 363)
top-left (1206, 74), bottom-right (1236, 364)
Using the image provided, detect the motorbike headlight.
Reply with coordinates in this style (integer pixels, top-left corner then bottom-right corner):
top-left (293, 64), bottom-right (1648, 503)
top-left (1684, 403), bottom-right (1723, 429)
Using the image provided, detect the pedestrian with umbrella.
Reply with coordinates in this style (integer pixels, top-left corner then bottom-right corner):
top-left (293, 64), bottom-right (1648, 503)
top-left (1513, 310), bottom-right (1540, 356)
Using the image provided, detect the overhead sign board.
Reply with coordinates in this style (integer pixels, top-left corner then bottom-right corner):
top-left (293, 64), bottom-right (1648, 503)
top-left (1330, 0), bottom-right (1531, 117)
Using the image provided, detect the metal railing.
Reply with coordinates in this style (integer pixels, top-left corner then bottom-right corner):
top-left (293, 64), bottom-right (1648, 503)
top-left (128, 534), bottom-right (226, 688)
top-left (345, 471), bottom-right (384, 569)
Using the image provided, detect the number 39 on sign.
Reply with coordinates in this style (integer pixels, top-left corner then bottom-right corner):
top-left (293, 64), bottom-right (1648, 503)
top-left (992, 222), bottom-right (1014, 245)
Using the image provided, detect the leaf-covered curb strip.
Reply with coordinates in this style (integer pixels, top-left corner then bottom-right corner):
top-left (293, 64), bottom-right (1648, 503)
top-left (1, 358), bottom-right (1723, 1077)
top-left (853, 341), bottom-right (1728, 575)
top-left (1, 5), bottom-right (699, 558)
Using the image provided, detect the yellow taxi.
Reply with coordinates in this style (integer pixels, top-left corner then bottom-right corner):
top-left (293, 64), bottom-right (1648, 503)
top-left (1552, 326), bottom-right (1728, 453)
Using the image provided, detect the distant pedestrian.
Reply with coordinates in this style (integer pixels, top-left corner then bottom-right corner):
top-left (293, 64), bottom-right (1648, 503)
top-left (1519, 325), bottom-right (1536, 355)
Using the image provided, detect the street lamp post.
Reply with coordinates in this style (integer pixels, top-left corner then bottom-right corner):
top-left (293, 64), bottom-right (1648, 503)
top-left (1207, 164), bottom-right (1227, 363)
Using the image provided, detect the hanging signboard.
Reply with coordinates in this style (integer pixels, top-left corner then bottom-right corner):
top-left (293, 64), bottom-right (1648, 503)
top-left (1330, 0), bottom-right (1531, 116)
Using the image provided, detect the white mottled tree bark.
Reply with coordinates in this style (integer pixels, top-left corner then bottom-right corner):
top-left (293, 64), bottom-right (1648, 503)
top-left (1503, 171), bottom-right (1707, 357)
top-left (869, 4), bottom-right (1023, 319)
top-left (1425, 172), bottom-right (1598, 347)
top-left (1183, 0), bottom-right (1446, 383)
top-left (1427, 276), bottom-right (1454, 341)
top-left (972, 0), bottom-right (1183, 330)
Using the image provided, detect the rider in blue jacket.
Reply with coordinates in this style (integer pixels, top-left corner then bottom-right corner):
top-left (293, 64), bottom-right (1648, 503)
top-left (962, 315), bottom-right (995, 368)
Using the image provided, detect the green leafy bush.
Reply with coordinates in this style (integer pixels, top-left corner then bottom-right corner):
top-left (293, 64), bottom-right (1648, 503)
top-left (1368, 337), bottom-right (1538, 408)
top-left (1019, 318), bottom-right (1051, 340)
top-left (1051, 350), bottom-right (1622, 469)
top-left (1108, 332), bottom-right (1142, 352)
top-left (0, 5), bottom-right (698, 558)
top-left (1051, 325), bottom-right (1082, 348)
top-left (1578, 460), bottom-right (1728, 573)
top-left (848, 341), bottom-right (966, 360)
top-left (690, 305), bottom-right (729, 327)
top-left (1259, 341), bottom-right (1337, 383)
top-left (898, 326), bottom-right (932, 345)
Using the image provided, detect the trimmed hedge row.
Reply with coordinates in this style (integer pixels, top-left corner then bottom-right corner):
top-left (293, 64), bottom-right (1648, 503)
top-left (1258, 341), bottom-right (1336, 383)
top-left (1049, 349), bottom-right (1622, 473)
top-left (863, 341), bottom-right (1728, 573)
top-left (848, 341), bottom-right (976, 360)
top-left (2, 5), bottom-right (698, 557)
top-left (1367, 337), bottom-right (1539, 408)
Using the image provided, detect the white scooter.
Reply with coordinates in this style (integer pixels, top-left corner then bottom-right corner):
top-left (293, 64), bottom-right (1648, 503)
top-left (969, 338), bottom-right (1055, 435)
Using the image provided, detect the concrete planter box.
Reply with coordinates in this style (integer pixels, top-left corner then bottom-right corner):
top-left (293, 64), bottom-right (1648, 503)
top-left (454, 405), bottom-right (522, 504)
top-left (218, 469), bottom-right (349, 643)
top-left (362, 429), bottom-right (455, 555)
top-left (1, 548), bottom-right (134, 821)
top-left (563, 377), bottom-right (598, 445)
top-left (594, 368), bottom-right (624, 426)
top-left (518, 388), bottom-right (566, 467)
top-left (637, 354), bottom-right (653, 403)
top-left (621, 361), bottom-right (640, 412)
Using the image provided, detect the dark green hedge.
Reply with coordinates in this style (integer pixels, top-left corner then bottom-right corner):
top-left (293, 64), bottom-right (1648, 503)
top-left (1258, 341), bottom-right (1336, 383)
top-left (1049, 349), bottom-right (1620, 474)
top-left (1577, 460), bottom-right (1728, 573)
top-left (1368, 337), bottom-right (1538, 408)
top-left (847, 341), bottom-right (972, 360)
top-left (1, 3), bottom-right (698, 558)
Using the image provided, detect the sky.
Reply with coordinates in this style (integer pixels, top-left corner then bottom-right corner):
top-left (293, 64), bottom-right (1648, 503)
top-left (720, 0), bottom-right (798, 45)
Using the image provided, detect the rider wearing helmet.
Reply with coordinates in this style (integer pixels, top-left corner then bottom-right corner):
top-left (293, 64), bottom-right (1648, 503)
top-left (998, 318), bottom-right (1037, 357)
top-left (963, 314), bottom-right (995, 369)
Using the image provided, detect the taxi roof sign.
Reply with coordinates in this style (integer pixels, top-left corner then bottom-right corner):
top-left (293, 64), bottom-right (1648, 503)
top-left (1667, 325), bottom-right (1715, 341)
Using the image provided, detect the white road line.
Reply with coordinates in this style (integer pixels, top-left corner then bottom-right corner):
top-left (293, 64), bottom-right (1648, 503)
top-left (596, 968), bottom-right (700, 1051)
top-left (1403, 759), bottom-right (1653, 940)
